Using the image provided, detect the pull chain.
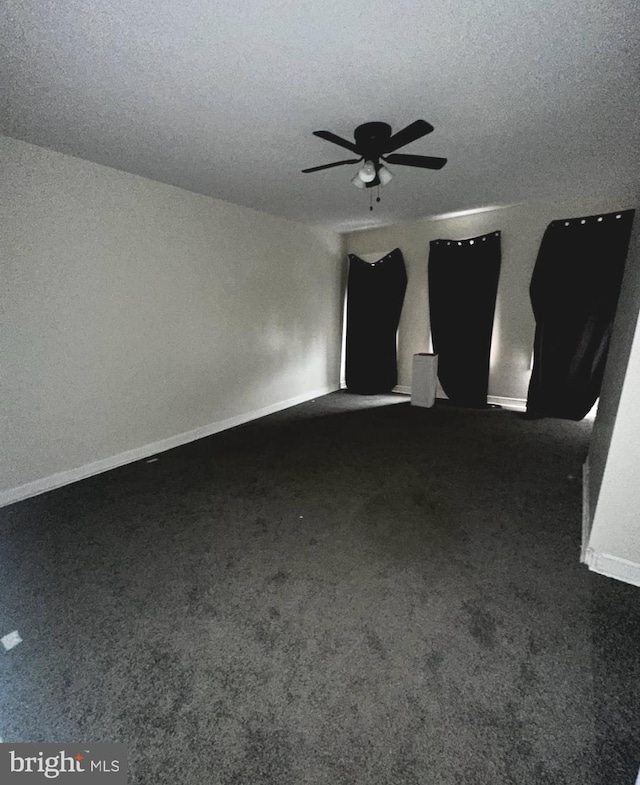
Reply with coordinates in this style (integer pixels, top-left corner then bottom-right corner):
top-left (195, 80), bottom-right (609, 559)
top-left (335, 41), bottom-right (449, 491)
top-left (369, 188), bottom-right (373, 211)
top-left (376, 184), bottom-right (381, 204)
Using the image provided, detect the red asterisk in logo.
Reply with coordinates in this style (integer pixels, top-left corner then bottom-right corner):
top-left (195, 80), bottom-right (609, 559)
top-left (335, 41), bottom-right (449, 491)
top-left (74, 754), bottom-right (84, 761)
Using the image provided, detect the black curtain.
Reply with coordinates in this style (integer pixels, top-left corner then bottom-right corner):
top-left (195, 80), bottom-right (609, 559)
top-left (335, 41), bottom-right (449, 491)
top-left (526, 210), bottom-right (635, 420)
top-left (428, 231), bottom-right (501, 408)
top-left (345, 248), bottom-right (407, 394)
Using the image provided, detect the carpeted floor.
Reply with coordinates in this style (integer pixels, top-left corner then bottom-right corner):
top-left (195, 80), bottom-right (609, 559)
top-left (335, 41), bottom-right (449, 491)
top-left (1, 392), bottom-right (639, 784)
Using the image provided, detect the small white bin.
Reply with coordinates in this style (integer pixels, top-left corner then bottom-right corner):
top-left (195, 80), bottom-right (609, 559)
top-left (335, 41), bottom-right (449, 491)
top-left (411, 353), bottom-right (438, 408)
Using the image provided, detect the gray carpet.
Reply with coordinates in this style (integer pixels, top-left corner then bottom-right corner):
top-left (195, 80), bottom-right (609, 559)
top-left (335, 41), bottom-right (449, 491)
top-left (1, 392), bottom-right (639, 784)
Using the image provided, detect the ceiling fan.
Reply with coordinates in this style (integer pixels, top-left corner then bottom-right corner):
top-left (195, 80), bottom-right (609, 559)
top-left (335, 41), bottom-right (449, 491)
top-left (302, 120), bottom-right (447, 190)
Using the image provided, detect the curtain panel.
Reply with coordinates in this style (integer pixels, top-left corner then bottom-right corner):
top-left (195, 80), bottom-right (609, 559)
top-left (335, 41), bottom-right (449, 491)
top-left (345, 248), bottom-right (407, 394)
top-left (428, 232), bottom-right (501, 407)
top-left (526, 210), bottom-right (635, 420)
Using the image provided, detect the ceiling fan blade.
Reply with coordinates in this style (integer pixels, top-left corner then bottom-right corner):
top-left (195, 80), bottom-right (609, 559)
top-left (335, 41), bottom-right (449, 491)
top-left (384, 120), bottom-right (434, 153)
top-left (384, 153), bottom-right (447, 169)
top-left (301, 158), bottom-right (362, 173)
top-left (312, 130), bottom-right (359, 154)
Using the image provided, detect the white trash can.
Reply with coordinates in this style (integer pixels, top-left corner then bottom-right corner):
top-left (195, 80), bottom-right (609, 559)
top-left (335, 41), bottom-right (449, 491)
top-left (411, 353), bottom-right (438, 408)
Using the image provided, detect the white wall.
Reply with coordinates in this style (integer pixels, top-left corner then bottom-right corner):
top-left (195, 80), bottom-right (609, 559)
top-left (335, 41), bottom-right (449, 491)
top-left (585, 218), bottom-right (640, 582)
top-left (587, 220), bottom-right (640, 524)
top-left (0, 136), bottom-right (344, 503)
top-left (345, 192), bottom-right (637, 403)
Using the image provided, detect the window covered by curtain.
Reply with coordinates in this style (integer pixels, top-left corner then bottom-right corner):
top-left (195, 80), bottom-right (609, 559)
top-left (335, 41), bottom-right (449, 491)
top-left (526, 210), bottom-right (635, 420)
top-left (428, 232), bottom-right (501, 408)
top-left (345, 248), bottom-right (407, 394)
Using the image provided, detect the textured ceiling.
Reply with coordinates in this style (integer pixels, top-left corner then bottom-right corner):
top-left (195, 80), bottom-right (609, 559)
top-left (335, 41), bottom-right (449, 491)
top-left (1, 0), bottom-right (639, 231)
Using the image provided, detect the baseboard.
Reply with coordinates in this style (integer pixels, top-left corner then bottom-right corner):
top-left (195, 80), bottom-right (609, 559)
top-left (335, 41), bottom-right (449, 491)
top-left (487, 395), bottom-right (527, 412)
top-left (0, 384), bottom-right (338, 508)
top-left (581, 458), bottom-right (591, 564)
top-left (585, 550), bottom-right (640, 588)
top-left (393, 386), bottom-right (526, 412)
top-left (339, 382), bottom-right (409, 396)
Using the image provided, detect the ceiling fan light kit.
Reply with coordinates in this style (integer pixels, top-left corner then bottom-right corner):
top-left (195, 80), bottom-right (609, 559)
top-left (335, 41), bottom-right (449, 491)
top-left (302, 120), bottom-right (446, 209)
top-left (358, 160), bottom-right (377, 183)
top-left (377, 164), bottom-right (394, 186)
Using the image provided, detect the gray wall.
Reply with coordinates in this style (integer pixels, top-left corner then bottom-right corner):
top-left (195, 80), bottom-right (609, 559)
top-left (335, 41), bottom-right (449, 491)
top-left (1, 136), bottom-right (344, 501)
top-left (588, 219), bottom-right (640, 524)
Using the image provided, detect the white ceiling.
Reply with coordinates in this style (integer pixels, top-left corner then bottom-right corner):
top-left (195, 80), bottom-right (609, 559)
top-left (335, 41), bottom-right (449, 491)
top-left (1, 0), bottom-right (638, 232)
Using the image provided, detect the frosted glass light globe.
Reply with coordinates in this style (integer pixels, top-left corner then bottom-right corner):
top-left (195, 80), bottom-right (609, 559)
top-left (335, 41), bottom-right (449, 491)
top-left (378, 165), bottom-right (394, 186)
top-left (358, 160), bottom-right (376, 183)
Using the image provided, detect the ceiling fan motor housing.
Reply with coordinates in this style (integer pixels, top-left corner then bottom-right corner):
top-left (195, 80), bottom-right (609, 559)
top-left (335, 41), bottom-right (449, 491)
top-left (354, 122), bottom-right (391, 164)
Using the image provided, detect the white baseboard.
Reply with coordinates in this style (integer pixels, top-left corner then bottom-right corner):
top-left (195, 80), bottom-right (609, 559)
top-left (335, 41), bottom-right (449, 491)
top-left (339, 382), bottom-right (410, 396)
top-left (584, 550), bottom-right (640, 588)
top-left (0, 384), bottom-right (338, 508)
top-left (393, 386), bottom-right (526, 412)
top-left (487, 395), bottom-right (527, 412)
